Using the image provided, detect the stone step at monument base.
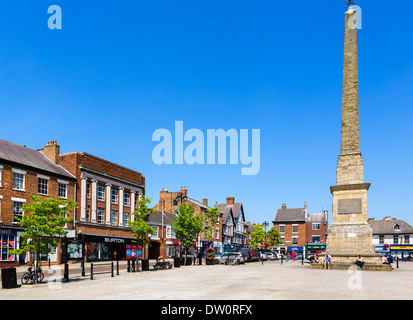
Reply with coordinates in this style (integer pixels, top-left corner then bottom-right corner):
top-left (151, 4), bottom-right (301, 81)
top-left (309, 263), bottom-right (393, 271)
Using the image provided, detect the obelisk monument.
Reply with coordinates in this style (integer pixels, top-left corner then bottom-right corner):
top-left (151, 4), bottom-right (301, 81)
top-left (325, 5), bottom-right (386, 268)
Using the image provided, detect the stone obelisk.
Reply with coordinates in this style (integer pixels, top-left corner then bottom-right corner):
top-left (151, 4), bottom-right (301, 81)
top-left (325, 7), bottom-right (386, 268)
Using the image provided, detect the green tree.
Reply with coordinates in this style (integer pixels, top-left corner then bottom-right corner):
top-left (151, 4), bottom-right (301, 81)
top-left (171, 202), bottom-right (203, 265)
top-left (10, 194), bottom-right (77, 282)
top-left (204, 206), bottom-right (221, 243)
top-left (250, 224), bottom-right (265, 250)
top-left (267, 226), bottom-right (283, 250)
top-left (129, 195), bottom-right (157, 265)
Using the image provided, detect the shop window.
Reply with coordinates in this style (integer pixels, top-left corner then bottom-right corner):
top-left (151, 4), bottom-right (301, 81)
top-left (1, 234), bottom-right (16, 261)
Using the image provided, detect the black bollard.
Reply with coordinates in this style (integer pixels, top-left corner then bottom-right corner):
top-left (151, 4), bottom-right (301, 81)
top-left (117, 261), bottom-right (119, 275)
top-left (91, 263), bottom-right (94, 280)
top-left (111, 261), bottom-right (114, 277)
top-left (397, 256), bottom-right (399, 269)
top-left (281, 255), bottom-right (283, 265)
top-left (302, 254), bottom-right (304, 265)
top-left (127, 260), bottom-right (130, 272)
top-left (64, 263), bottom-right (69, 282)
top-left (81, 259), bottom-right (85, 276)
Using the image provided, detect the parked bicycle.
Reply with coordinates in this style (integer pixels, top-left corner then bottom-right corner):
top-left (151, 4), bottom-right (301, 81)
top-left (21, 267), bottom-right (44, 284)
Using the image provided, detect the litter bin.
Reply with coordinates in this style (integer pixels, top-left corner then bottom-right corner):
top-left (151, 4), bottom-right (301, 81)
top-left (142, 259), bottom-right (149, 271)
top-left (1, 267), bottom-right (18, 289)
top-left (174, 257), bottom-right (180, 268)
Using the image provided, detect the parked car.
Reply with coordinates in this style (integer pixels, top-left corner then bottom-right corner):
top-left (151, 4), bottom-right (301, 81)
top-left (217, 252), bottom-right (245, 265)
top-left (265, 252), bottom-right (277, 260)
top-left (251, 250), bottom-right (260, 262)
top-left (240, 248), bottom-right (251, 262)
top-left (259, 252), bottom-right (268, 260)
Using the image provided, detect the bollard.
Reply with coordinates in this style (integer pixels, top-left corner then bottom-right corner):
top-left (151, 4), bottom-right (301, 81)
top-left (117, 261), bottom-right (119, 275)
top-left (111, 261), bottom-right (114, 277)
top-left (127, 260), bottom-right (130, 272)
top-left (81, 259), bottom-right (85, 276)
top-left (132, 258), bottom-right (136, 272)
top-left (302, 254), bottom-right (304, 265)
top-left (281, 255), bottom-right (283, 265)
top-left (64, 263), bottom-right (69, 282)
top-left (397, 256), bottom-right (399, 269)
top-left (91, 263), bottom-right (94, 280)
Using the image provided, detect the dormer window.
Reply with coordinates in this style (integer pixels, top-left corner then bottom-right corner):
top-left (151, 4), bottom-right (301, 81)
top-left (394, 224), bottom-right (400, 230)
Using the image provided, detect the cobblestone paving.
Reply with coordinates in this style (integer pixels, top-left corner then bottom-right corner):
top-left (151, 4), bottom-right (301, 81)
top-left (1, 261), bottom-right (412, 300)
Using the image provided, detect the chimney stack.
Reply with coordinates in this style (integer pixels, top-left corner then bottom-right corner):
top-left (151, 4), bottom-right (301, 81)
top-left (39, 140), bottom-right (60, 164)
top-left (282, 203), bottom-right (287, 209)
top-left (180, 186), bottom-right (187, 198)
top-left (203, 198), bottom-right (208, 206)
top-left (304, 201), bottom-right (307, 209)
top-left (226, 197), bottom-right (235, 206)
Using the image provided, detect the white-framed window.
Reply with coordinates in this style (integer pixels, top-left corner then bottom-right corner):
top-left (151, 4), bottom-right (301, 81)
top-left (97, 184), bottom-right (105, 201)
top-left (12, 200), bottom-right (24, 223)
top-left (111, 189), bottom-right (118, 204)
top-left (13, 172), bottom-right (25, 191)
top-left (151, 227), bottom-right (159, 239)
top-left (124, 191), bottom-right (130, 207)
top-left (38, 178), bottom-right (48, 195)
top-left (292, 225), bottom-right (299, 233)
top-left (393, 236), bottom-right (399, 244)
top-left (97, 207), bottom-right (104, 224)
top-left (86, 181), bottom-right (90, 199)
top-left (405, 235), bottom-right (410, 244)
top-left (379, 235), bottom-right (384, 244)
top-left (86, 205), bottom-right (90, 222)
top-left (166, 226), bottom-right (172, 238)
top-left (292, 237), bottom-right (298, 245)
top-left (58, 183), bottom-right (67, 198)
top-left (312, 223), bottom-right (321, 230)
top-left (279, 225), bottom-right (285, 233)
top-left (111, 210), bottom-right (117, 226)
top-left (123, 212), bottom-right (129, 227)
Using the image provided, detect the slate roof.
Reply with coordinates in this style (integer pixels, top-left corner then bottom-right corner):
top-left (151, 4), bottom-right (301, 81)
top-left (216, 204), bottom-right (233, 224)
top-left (187, 197), bottom-right (209, 210)
top-left (307, 212), bottom-right (328, 224)
top-left (150, 211), bottom-right (176, 225)
top-left (273, 208), bottom-right (306, 222)
top-left (368, 219), bottom-right (413, 235)
top-left (0, 139), bottom-right (75, 179)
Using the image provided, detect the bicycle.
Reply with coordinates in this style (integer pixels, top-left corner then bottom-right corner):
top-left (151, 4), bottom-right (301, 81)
top-left (21, 267), bottom-right (45, 284)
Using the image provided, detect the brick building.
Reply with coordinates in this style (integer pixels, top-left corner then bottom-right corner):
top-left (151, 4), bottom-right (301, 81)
top-left (153, 187), bottom-right (223, 255)
top-left (0, 139), bottom-right (77, 267)
top-left (272, 202), bottom-right (328, 256)
top-left (148, 211), bottom-right (177, 259)
top-left (59, 150), bottom-right (145, 262)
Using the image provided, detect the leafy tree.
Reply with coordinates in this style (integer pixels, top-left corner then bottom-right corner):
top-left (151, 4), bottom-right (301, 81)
top-left (250, 224), bottom-right (265, 250)
top-left (267, 226), bottom-right (283, 250)
top-left (204, 206), bottom-right (221, 243)
top-left (129, 195), bottom-right (157, 265)
top-left (171, 202), bottom-right (203, 265)
top-left (10, 194), bottom-right (77, 282)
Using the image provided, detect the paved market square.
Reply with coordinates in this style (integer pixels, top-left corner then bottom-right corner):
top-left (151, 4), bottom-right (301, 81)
top-left (1, 260), bottom-right (412, 300)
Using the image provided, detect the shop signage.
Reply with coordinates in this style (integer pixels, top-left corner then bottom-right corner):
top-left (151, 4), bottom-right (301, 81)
top-left (83, 234), bottom-right (134, 244)
top-left (390, 245), bottom-right (413, 252)
top-left (287, 246), bottom-right (303, 252)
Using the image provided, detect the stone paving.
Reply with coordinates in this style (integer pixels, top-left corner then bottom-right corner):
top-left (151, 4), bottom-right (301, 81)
top-left (1, 260), bottom-right (413, 300)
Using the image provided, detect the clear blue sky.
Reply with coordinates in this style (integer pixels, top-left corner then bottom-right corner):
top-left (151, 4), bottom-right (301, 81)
top-left (0, 1), bottom-right (412, 225)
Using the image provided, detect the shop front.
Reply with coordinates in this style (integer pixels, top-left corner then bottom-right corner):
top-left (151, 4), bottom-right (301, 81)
top-left (83, 234), bottom-right (135, 262)
top-left (390, 244), bottom-right (413, 260)
top-left (0, 227), bottom-right (20, 267)
top-left (305, 243), bottom-right (327, 259)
